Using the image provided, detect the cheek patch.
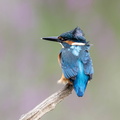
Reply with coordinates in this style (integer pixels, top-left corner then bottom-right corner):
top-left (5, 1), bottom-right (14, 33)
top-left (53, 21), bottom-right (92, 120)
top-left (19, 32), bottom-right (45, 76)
top-left (64, 40), bottom-right (74, 45)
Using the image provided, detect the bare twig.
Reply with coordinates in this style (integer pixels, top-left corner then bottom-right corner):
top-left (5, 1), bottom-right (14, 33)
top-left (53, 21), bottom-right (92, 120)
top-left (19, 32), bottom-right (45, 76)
top-left (19, 84), bottom-right (73, 120)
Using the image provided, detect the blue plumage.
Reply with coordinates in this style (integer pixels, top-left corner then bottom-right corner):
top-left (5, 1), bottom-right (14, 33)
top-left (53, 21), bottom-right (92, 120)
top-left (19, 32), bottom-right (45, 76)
top-left (60, 44), bottom-right (93, 97)
top-left (42, 27), bottom-right (94, 97)
top-left (72, 61), bottom-right (89, 97)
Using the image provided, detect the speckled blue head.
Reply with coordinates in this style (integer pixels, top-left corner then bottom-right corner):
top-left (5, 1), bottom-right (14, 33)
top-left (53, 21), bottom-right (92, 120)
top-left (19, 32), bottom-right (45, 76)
top-left (59, 27), bottom-right (86, 43)
top-left (42, 27), bottom-right (87, 45)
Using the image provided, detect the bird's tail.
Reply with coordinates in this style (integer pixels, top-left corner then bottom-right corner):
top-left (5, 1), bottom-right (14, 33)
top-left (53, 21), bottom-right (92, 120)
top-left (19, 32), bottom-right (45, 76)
top-left (71, 61), bottom-right (89, 97)
top-left (72, 75), bottom-right (88, 97)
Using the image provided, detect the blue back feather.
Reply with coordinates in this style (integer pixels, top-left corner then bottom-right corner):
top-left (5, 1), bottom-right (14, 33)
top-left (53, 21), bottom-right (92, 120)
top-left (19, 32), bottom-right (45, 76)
top-left (72, 61), bottom-right (89, 97)
top-left (60, 45), bottom-right (93, 97)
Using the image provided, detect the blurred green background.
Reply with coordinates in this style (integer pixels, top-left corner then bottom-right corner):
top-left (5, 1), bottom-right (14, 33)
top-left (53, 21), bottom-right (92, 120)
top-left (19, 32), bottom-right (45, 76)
top-left (0, 0), bottom-right (120, 120)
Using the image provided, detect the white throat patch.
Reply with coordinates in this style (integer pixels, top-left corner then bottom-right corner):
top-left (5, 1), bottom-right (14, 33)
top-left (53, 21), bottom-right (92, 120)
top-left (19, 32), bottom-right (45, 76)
top-left (72, 42), bottom-right (85, 46)
top-left (59, 43), bottom-right (64, 48)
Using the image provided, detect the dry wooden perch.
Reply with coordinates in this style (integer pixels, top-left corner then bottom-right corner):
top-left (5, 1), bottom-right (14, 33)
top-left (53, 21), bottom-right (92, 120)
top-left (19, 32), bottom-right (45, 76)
top-left (19, 84), bottom-right (73, 120)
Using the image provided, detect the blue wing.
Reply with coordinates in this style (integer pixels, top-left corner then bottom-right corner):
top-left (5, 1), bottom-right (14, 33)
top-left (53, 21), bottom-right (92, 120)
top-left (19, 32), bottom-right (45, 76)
top-left (60, 45), bottom-right (94, 97)
top-left (60, 45), bottom-right (93, 80)
top-left (80, 45), bottom-right (94, 80)
top-left (60, 48), bottom-right (79, 79)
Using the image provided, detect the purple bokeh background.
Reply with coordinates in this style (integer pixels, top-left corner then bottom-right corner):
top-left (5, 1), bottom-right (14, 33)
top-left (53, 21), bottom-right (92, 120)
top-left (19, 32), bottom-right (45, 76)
top-left (0, 0), bottom-right (120, 120)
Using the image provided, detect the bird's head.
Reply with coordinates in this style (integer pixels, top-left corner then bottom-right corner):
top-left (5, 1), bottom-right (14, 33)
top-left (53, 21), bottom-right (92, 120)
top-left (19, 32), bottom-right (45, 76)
top-left (42, 27), bottom-right (88, 48)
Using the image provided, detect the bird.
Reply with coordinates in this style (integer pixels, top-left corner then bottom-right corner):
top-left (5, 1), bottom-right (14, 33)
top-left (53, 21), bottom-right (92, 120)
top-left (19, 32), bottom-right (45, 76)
top-left (42, 27), bottom-right (94, 97)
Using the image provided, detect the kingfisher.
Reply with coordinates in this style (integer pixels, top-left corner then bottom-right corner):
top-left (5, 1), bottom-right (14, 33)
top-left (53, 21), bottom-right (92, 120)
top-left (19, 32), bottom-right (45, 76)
top-left (42, 27), bottom-right (94, 97)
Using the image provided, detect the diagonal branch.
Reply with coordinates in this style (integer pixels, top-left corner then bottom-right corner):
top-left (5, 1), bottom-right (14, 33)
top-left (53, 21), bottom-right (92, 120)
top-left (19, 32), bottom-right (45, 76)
top-left (19, 84), bottom-right (73, 120)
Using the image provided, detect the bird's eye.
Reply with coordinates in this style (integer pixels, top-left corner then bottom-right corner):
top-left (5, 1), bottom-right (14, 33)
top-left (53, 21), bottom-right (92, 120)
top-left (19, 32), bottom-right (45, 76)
top-left (58, 36), bottom-right (64, 40)
top-left (64, 38), bottom-right (67, 40)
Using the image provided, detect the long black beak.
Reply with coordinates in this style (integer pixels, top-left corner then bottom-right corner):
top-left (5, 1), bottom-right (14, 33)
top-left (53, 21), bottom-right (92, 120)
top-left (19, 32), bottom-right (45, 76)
top-left (41, 36), bottom-right (59, 42)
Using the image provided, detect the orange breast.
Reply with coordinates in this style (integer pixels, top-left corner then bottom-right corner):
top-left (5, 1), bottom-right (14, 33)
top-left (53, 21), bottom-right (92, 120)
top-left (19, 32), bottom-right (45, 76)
top-left (58, 74), bottom-right (72, 85)
top-left (57, 53), bottom-right (72, 85)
